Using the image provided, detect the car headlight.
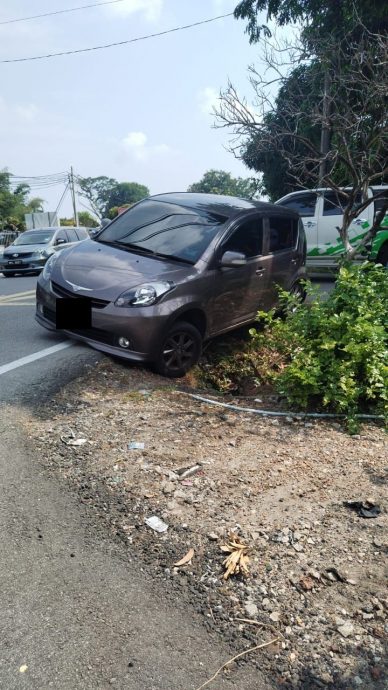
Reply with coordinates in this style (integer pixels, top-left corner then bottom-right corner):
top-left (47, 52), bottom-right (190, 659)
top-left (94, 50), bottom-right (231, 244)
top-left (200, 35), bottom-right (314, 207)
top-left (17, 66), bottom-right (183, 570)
top-left (42, 252), bottom-right (59, 280)
top-left (32, 250), bottom-right (47, 258)
top-left (115, 281), bottom-right (174, 307)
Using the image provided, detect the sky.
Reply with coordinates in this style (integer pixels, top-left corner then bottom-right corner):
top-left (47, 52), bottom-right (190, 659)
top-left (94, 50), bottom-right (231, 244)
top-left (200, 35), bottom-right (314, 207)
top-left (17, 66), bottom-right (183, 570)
top-left (0, 0), bottom-right (268, 218)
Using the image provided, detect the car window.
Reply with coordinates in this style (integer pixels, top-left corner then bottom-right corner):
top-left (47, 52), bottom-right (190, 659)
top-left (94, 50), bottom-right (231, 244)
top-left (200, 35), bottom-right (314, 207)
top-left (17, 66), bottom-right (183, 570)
top-left (372, 190), bottom-right (388, 214)
top-left (279, 193), bottom-right (317, 217)
top-left (323, 191), bottom-right (363, 216)
top-left (75, 227), bottom-right (89, 239)
top-left (223, 218), bottom-right (263, 258)
top-left (65, 228), bottom-right (78, 242)
top-left (97, 199), bottom-right (226, 263)
top-left (55, 230), bottom-right (69, 243)
top-left (268, 216), bottom-right (298, 253)
top-left (13, 231), bottom-right (54, 245)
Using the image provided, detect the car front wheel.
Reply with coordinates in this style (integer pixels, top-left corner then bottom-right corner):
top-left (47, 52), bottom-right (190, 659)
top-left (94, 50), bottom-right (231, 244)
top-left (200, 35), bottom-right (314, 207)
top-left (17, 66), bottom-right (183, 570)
top-left (153, 321), bottom-right (202, 378)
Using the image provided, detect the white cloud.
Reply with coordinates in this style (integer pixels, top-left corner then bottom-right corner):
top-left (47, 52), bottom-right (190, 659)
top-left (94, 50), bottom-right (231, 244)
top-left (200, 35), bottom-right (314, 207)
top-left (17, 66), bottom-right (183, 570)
top-left (123, 131), bottom-right (148, 148)
top-left (0, 98), bottom-right (39, 124)
top-left (106, 0), bottom-right (163, 21)
top-left (121, 130), bottom-right (172, 161)
top-left (198, 87), bottom-right (219, 116)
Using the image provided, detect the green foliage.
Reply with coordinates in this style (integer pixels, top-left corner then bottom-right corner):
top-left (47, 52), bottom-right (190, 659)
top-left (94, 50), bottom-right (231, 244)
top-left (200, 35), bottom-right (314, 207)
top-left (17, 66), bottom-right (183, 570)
top-left (234, 1), bottom-right (388, 44)
top-left (77, 176), bottom-right (117, 218)
top-left (254, 263), bottom-right (388, 423)
top-left (78, 176), bottom-right (149, 218)
top-left (188, 169), bottom-right (260, 198)
top-left (242, 63), bottom-right (322, 199)
top-left (104, 182), bottom-right (149, 214)
top-left (0, 169), bottom-right (43, 229)
top-left (200, 263), bottom-right (387, 427)
top-left (78, 211), bottom-right (99, 227)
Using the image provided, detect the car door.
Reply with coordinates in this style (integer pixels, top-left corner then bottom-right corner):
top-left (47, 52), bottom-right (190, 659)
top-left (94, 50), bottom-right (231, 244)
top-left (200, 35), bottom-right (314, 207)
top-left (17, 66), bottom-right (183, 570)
top-left (277, 191), bottom-right (318, 259)
top-left (209, 215), bottom-right (272, 334)
top-left (264, 214), bottom-right (300, 305)
top-left (317, 190), bottom-right (374, 262)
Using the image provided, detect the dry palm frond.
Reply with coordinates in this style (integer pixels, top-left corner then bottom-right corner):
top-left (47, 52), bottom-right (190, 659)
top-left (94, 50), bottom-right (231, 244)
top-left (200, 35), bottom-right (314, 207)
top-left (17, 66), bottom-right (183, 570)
top-left (221, 534), bottom-right (250, 579)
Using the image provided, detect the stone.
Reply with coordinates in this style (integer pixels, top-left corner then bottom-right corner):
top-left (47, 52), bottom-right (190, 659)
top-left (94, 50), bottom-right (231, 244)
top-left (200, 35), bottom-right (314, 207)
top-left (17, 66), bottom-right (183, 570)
top-left (207, 532), bottom-right (219, 541)
top-left (262, 598), bottom-right (271, 610)
top-left (337, 622), bottom-right (354, 638)
top-left (293, 543), bottom-right (304, 552)
top-left (270, 611), bottom-right (280, 622)
top-left (244, 601), bottom-right (259, 618)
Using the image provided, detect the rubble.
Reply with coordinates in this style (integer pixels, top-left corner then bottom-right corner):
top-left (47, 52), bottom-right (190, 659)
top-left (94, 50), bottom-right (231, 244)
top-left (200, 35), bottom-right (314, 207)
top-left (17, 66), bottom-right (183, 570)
top-left (27, 359), bottom-right (388, 690)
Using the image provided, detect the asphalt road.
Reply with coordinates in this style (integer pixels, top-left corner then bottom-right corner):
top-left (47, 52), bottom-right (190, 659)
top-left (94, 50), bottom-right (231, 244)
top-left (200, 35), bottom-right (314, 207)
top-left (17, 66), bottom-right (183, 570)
top-left (0, 274), bottom-right (271, 690)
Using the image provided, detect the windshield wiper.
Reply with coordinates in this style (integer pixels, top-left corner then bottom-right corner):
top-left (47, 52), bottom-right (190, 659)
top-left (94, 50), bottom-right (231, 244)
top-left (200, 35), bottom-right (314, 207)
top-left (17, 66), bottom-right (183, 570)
top-left (97, 239), bottom-right (194, 264)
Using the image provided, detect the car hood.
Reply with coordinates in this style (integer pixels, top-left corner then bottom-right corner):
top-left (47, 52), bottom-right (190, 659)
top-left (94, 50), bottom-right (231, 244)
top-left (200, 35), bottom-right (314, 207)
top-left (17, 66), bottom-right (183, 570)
top-left (51, 240), bottom-right (197, 300)
top-left (3, 243), bottom-right (50, 255)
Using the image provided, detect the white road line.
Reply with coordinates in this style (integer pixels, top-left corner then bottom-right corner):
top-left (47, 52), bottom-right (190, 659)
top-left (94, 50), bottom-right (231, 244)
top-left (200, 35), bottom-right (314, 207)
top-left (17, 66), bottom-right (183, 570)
top-left (0, 301), bottom-right (35, 307)
top-left (0, 290), bottom-right (36, 301)
top-left (0, 342), bottom-right (73, 376)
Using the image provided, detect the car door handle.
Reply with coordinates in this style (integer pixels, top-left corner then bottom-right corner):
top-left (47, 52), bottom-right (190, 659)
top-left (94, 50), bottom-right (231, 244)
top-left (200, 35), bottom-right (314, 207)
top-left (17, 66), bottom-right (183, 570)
top-left (256, 267), bottom-right (266, 276)
top-left (306, 221), bottom-right (316, 227)
top-left (290, 258), bottom-right (297, 264)
top-left (353, 218), bottom-right (367, 226)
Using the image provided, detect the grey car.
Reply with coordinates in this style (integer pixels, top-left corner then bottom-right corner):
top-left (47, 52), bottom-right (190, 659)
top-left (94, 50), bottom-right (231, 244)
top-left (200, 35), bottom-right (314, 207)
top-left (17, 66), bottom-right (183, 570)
top-left (0, 226), bottom-right (89, 277)
top-left (35, 193), bottom-right (306, 377)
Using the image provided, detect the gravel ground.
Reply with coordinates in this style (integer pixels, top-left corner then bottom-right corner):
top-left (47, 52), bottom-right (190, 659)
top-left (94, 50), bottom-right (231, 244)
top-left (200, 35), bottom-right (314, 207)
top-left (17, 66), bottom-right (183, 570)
top-left (25, 358), bottom-right (387, 690)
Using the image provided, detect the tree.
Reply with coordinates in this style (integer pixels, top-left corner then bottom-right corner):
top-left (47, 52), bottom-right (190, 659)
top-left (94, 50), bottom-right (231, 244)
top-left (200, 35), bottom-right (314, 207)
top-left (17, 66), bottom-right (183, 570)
top-left (187, 169), bottom-right (260, 198)
top-left (217, 22), bottom-right (388, 258)
top-left (77, 176), bottom-right (117, 218)
top-left (78, 211), bottom-right (99, 227)
top-left (77, 177), bottom-right (150, 218)
top-left (234, 0), bottom-right (388, 44)
top-left (0, 170), bottom-right (44, 229)
top-left (104, 182), bottom-right (149, 215)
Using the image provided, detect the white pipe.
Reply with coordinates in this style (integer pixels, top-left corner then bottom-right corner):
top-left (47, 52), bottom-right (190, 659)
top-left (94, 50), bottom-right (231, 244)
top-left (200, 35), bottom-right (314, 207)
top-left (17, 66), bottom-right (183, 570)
top-left (183, 393), bottom-right (384, 420)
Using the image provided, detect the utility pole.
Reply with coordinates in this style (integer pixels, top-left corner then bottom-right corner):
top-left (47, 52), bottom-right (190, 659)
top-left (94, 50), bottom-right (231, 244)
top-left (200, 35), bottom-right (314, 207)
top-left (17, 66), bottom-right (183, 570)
top-left (69, 167), bottom-right (79, 226)
top-left (319, 69), bottom-right (331, 185)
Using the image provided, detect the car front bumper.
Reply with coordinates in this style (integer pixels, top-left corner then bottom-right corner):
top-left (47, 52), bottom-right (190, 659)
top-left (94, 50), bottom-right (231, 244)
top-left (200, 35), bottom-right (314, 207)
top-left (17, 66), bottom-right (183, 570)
top-left (0, 256), bottom-right (47, 273)
top-left (35, 278), bottom-right (175, 363)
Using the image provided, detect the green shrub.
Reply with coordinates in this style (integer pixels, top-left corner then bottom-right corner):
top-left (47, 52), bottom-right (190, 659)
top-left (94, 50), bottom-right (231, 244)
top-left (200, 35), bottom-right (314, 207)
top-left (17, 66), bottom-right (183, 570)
top-left (250, 262), bottom-right (387, 426)
top-left (199, 262), bottom-right (387, 428)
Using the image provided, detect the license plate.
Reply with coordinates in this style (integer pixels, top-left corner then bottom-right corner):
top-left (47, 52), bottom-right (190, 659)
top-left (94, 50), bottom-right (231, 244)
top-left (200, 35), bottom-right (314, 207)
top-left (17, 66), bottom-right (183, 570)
top-left (7, 260), bottom-right (22, 265)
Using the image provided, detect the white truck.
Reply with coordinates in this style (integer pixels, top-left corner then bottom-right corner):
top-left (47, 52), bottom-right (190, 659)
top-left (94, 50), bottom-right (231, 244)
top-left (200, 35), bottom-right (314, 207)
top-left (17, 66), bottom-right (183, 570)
top-left (276, 186), bottom-right (388, 274)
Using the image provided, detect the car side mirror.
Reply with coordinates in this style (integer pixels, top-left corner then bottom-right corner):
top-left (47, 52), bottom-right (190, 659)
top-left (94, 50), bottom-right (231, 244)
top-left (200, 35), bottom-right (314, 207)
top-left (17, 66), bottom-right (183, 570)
top-left (55, 238), bottom-right (66, 245)
top-left (219, 250), bottom-right (247, 267)
top-left (100, 218), bottom-right (111, 229)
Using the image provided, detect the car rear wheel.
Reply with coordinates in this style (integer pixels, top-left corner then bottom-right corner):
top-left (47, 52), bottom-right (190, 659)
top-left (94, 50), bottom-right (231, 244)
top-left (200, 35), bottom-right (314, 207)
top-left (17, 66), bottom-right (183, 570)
top-left (153, 321), bottom-right (202, 378)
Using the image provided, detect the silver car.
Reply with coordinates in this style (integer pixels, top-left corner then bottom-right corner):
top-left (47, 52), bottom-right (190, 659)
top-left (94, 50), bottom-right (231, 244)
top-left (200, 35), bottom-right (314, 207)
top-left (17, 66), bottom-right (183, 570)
top-left (0, 226), bottom-right (89, 277)
top-left (35, 193), bottom-right (306, 377)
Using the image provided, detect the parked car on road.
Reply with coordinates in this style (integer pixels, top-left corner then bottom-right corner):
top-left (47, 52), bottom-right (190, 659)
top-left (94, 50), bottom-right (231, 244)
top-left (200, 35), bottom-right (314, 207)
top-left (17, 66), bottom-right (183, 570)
top-left (35, 193), bottom-right (306, 377)
top-left (0, 226), bottom-right (89, 277)
top-left (276, 185), bottom-right (388, 274)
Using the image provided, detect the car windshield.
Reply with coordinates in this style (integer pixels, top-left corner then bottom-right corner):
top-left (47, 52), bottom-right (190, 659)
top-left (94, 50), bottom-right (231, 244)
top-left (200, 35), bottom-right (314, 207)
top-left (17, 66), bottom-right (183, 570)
top-left (13, 231), bottom-right (54, 245)
top-left (96, 199), bottom-right (226, 263)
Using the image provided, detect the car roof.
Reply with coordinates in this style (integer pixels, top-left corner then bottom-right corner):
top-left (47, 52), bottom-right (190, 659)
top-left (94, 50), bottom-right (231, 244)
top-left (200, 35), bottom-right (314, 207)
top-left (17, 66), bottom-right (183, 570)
top-left (150, 192), bottom-right (300, 219)
top-left (24, 226), bottom-right (88, 232)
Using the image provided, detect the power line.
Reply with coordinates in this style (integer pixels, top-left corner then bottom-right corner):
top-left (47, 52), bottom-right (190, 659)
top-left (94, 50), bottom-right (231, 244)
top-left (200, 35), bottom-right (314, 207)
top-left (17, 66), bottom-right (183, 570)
top-left (0, 13), bottom-right (234, 63)
top-left (0, 0), bottom-right (124, 26)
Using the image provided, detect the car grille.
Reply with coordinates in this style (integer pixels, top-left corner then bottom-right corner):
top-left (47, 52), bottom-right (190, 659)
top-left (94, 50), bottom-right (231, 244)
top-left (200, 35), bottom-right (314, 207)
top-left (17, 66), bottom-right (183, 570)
top-left (51, 280), bottom-right (110, 309)
top-left (4, 252), bottom-right (34, 259)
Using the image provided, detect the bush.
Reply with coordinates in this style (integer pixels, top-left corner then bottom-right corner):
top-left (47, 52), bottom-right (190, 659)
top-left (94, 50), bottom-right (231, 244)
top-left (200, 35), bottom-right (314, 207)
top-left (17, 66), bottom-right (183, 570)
top-left (200, 262), bottom-right (388, 428)
top-left (255, 263), bottom-right (387, 423)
